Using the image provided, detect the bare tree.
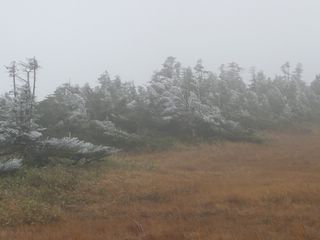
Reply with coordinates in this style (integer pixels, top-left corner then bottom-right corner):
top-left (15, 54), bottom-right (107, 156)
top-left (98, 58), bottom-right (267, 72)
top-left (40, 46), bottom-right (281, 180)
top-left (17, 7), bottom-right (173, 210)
top-left (29, 57), bottom-right (39, 99)
top-left (18, 58), bottom-right (40, 118)
top-left (4, 61), bottom-right (17, 97)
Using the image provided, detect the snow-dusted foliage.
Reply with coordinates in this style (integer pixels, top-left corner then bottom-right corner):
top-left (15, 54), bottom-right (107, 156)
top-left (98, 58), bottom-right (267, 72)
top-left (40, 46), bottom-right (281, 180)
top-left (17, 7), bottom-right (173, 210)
top-left (0, 94), bottom-right (18, 146)
top-left (90, 120), bottom-right (140, 141)
top-left (0, 59), bottom-right (46, 164)
top-left (59, 85), bottom-right (88, 121)
top-left (3, 56), bottom-right (320, 161)
top-left (146, 57), bottom-right (238, 136)
top-left (0, 87), bottom-right (42, 153)
top-left (146, 58), bottom-right (320, 134)
top-left (43, 137), bottom-right (118, 159)
top-left (37, 81), bottom-right (140, 147)
top-left (0, 159), bottom-right (23, 173)
top-left (1, 58), bottom-right (119, 167)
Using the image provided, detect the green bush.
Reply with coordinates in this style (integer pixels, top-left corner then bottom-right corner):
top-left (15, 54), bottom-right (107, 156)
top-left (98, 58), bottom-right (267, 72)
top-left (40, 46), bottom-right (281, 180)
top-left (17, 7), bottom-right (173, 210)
top-left (0, 165), bottom-right (100, 226)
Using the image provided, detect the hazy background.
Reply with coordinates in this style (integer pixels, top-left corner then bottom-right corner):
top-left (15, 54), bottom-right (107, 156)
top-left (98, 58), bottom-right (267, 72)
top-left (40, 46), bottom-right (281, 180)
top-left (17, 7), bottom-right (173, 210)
top-left (1, 0), bottom-right (320, 98)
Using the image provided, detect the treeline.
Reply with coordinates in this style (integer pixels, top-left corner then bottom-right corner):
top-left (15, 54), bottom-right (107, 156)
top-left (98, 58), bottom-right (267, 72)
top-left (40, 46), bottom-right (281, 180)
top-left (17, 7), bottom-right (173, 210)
top-left (1, 56), bottom-right (320, 168)
top-left (38, 57), bottom-right (320, 144)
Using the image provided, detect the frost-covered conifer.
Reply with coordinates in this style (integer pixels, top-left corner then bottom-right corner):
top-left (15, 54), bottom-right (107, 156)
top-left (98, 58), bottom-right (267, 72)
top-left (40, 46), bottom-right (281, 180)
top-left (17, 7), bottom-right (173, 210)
top-left (2, 59), bottom-right (119, 166)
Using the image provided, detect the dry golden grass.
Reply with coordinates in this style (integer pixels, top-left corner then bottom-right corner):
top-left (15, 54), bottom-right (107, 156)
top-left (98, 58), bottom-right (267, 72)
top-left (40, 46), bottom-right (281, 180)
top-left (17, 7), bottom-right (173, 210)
top-left (1, 129), bottom-right (320, 239)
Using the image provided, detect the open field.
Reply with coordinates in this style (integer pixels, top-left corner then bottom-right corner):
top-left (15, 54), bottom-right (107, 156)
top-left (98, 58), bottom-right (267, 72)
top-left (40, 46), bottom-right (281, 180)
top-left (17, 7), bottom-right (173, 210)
top-left (1, 129), bottom-right (320, 239)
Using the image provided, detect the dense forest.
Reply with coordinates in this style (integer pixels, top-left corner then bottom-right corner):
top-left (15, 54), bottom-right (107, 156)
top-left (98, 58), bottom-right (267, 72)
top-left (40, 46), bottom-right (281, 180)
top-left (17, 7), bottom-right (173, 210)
top-left (1, 56), bottom-right (320, 170)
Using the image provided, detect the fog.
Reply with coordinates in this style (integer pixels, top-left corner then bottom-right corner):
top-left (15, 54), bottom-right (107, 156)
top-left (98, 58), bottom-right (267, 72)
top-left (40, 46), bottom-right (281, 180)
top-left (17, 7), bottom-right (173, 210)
top-left (1, 0), bottom-right (320, 98)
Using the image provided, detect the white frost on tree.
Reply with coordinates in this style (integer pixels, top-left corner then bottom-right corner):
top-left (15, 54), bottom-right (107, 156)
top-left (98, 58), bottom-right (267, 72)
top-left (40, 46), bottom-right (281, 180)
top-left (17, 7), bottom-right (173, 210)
top-left (44, 137), bottom-right (118, 156)
top-left (0, 159), bottom-right (23, 173)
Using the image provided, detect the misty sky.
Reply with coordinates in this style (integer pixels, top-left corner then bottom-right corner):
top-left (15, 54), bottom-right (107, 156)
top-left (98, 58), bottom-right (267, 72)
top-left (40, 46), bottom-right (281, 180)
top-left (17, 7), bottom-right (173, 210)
top-left (1, 0), bottom-right (320, 98)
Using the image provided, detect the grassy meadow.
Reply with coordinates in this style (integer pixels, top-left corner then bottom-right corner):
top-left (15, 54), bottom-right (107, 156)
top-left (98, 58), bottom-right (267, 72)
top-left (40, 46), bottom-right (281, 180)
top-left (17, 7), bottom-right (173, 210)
top-left (1, 129), bottom-right (320, 239)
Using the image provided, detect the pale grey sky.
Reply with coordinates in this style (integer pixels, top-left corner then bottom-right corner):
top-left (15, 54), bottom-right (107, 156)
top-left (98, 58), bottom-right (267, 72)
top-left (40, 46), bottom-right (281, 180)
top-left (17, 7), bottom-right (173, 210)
top-left (1, 0), bottom-right (320, 98)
